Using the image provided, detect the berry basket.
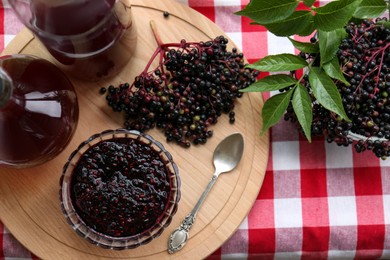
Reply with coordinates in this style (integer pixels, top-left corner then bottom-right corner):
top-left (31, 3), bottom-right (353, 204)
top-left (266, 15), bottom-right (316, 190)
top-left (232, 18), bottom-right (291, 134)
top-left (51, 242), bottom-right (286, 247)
top-left (59, 129), bottom-right (181, 250)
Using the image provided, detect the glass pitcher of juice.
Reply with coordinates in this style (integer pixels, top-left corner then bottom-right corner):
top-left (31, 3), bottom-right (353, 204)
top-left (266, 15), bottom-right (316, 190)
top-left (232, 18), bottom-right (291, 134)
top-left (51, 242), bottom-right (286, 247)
top-left (0, 54), bottom-right (79, 168)
top-left (8, 0), bottom-right (137, 81)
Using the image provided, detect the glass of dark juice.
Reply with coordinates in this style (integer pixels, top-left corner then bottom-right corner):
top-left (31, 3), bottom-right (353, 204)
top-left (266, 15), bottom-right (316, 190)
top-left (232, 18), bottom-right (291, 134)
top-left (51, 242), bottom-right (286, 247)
top-left (9, 0), bottom-right (137, 81)
top-left (0, 54), bottom-right (79, 168)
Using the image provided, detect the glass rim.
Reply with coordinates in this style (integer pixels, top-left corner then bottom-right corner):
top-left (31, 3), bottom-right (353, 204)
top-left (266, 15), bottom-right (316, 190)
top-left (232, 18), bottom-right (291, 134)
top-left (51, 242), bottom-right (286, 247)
top-left (0, 65), bottom-right (13, 109)
top-left (10, 0), bottom-right (129, 41)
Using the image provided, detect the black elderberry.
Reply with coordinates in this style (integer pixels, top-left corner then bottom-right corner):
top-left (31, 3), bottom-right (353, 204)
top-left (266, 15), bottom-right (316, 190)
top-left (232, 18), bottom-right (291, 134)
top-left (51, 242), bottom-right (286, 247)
top-left (163, 11), bottom-right (170, 18)
top-left (103, 35), bottom-right (257, 147)
top-left (99, 87), bottom-right (107, 95)
top-left (284, 19), bottom-right (390, 158)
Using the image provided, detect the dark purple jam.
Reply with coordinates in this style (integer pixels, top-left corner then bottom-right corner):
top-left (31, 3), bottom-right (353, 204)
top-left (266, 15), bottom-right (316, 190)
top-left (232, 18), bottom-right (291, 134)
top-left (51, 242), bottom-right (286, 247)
top-left (70, 137), bottom-right (171, 237)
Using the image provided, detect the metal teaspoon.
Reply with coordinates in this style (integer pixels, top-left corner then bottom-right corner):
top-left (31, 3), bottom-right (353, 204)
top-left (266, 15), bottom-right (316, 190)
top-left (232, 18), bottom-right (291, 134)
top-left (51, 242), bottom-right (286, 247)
top-left (168, 133), bottom-right (244, 254)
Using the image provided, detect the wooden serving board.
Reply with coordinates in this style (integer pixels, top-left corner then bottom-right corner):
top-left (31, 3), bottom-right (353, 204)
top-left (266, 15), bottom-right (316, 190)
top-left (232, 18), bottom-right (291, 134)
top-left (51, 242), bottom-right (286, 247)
top-left (0, 0), bottom-right (269, 259)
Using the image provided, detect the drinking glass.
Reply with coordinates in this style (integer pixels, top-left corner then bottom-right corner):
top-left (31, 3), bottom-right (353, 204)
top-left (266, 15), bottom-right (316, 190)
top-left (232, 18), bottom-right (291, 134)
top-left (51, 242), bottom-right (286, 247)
top-left (0, 54), bottom-right (79, 168)
top-left (8, 0), bottom-right (137, 81)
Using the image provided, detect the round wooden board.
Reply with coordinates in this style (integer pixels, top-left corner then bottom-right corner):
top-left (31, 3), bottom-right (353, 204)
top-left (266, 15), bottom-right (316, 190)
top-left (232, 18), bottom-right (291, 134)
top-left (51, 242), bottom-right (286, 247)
top-left (0, 0), bottom-right (269, 259)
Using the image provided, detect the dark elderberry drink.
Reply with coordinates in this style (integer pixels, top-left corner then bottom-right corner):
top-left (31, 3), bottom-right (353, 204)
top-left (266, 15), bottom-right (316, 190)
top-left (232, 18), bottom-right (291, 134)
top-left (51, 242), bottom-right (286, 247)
top-left (0, 55), bottom-right (78, 167)
top-left (60, 129), bottom-right (180, 250)
top-left (9, 0), bottom-right (137, 81)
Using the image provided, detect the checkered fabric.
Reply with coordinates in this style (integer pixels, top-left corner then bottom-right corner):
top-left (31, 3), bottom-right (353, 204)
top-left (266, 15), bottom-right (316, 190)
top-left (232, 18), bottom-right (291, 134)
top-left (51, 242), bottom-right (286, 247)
top-left (1, 0), bottom-right (390, 259)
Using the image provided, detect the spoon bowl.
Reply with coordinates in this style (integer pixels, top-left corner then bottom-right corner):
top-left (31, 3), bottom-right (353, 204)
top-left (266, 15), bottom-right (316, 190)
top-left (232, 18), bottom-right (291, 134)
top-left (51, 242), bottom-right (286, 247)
top-left (213, 133), bottom-right (244, 175)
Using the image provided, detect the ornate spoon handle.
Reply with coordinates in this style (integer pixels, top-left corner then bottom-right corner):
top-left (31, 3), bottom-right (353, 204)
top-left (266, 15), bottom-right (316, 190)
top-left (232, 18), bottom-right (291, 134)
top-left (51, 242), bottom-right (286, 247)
top-left (168, 174), bottom-right (218, 254)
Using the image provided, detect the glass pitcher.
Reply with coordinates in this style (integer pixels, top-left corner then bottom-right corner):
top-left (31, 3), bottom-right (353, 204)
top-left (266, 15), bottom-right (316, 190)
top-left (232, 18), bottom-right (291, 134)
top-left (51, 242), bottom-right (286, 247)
top-left (8, 0), bottom-right (137, 81)
top-left (0, 54), bottom-right (79, 168)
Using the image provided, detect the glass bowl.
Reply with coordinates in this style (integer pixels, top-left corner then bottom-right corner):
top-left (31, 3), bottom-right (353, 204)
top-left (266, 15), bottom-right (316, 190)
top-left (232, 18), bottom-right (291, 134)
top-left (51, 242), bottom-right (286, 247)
top-left (59, 129), bottom-right (181, 250)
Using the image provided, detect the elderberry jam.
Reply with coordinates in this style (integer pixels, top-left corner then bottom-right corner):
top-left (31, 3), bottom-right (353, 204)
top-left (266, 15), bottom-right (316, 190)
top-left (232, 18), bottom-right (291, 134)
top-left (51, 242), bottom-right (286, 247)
top-left (60, 129), bottom-right (180, 250)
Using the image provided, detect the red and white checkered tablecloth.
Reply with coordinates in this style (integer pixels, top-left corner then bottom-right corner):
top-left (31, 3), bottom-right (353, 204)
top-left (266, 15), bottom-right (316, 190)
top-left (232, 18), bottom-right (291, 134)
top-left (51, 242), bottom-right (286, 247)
top-left (1, 0), bottom-right (390, 259)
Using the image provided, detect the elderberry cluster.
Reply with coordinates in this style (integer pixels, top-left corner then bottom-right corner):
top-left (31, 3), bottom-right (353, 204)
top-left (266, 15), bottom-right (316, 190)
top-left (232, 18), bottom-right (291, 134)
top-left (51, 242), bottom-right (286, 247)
top-left (103, 36), bottom-right (258, 147)
top-left (286, 19), bottom-right (390, 158)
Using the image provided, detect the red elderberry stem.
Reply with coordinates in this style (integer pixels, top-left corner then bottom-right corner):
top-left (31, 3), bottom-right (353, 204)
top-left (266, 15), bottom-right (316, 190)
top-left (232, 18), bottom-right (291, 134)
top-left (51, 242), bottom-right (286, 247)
top-left (355, 42), bottom-right (390, 93)
top-left (356, 67), bottom-right (379, 94)
top-left (354, 24), bottom-right (377, 44)
top-left (374, 45), bottom-right (389, 93)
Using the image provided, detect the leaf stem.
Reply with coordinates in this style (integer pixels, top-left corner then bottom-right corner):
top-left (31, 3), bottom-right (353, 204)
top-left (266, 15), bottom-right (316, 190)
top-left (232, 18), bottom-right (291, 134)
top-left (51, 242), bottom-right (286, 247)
top-left (296, 53), bottom-right (319, 86)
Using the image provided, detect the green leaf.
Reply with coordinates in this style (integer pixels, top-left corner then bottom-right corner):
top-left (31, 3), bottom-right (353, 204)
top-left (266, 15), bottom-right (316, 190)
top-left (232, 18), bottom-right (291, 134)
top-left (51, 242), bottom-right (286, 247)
top-left (297, 19), bottom-right (316, 36)
top-left (235, 0), bottom-right (299, 25)
top-left (292, 83), bottom-right (313, 142)
top-left (288, 37), bottom-right (319, 53)
top-left (377, 20), bottom-right (390, 28)
top-left (247, 54), bottom-right (308, 72)
top-left (314, 0), bottom-right (363, 31)
top-left (241, 74), bottom-right (297, 92)
top-left (354, 0), bottom-right (387, 18)
top-left (261, 89), bottom-right (294, 134)
top-left (262, 11), bottom-right (314, 37)
top-left (318, 28), bottom-right (347, 66)
top-left (323, 56), bottom-right (351, 86)
top-left (303, 0), bottom-right (316, 7)
top-left (308, 67), bottom-right (350, 121)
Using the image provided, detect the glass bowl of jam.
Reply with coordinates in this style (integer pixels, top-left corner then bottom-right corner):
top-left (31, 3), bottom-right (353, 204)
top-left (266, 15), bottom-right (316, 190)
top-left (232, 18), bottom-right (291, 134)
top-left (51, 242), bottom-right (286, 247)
top-left (59, 129), bottom-right (181, 250)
